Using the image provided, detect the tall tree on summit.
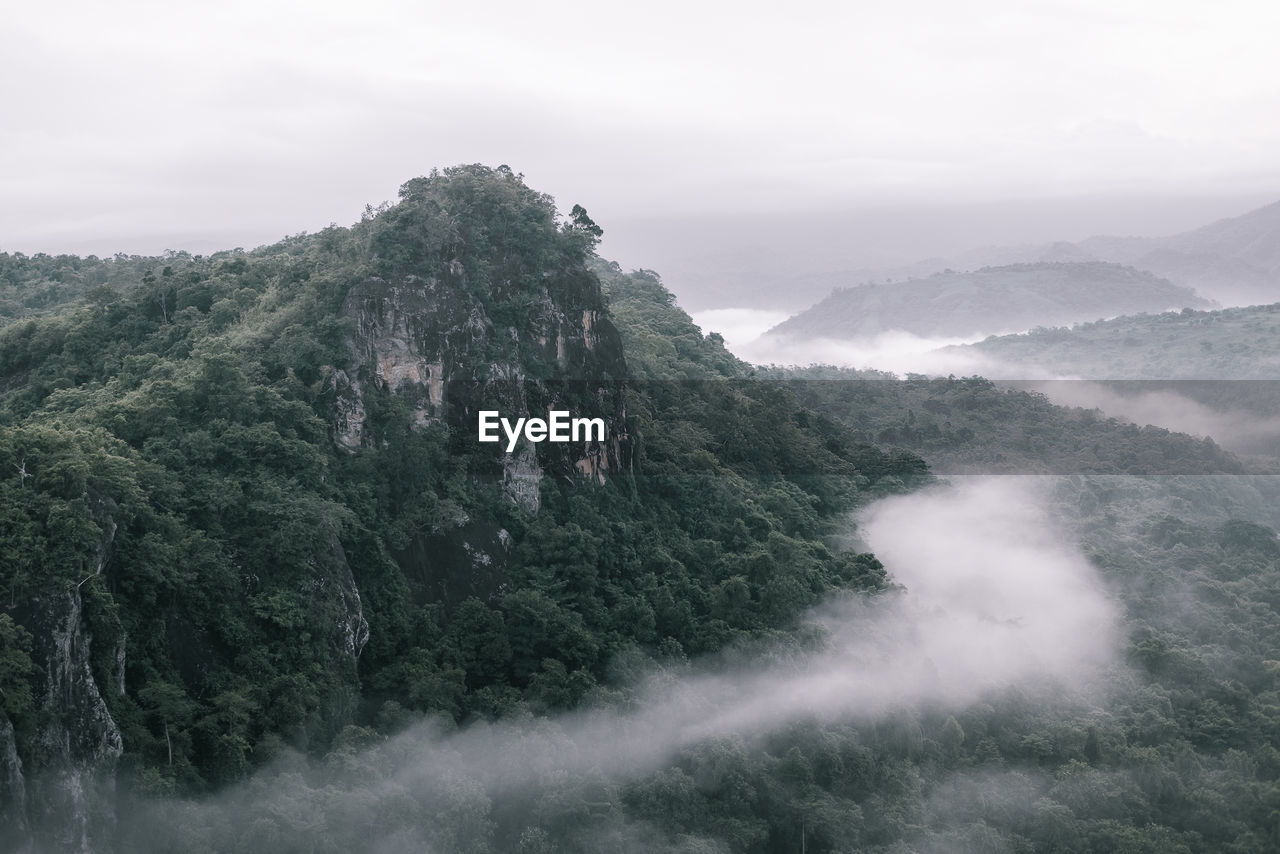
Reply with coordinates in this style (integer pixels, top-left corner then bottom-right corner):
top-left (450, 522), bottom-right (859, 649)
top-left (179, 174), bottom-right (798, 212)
top-left (566, 204), bottom-right (603, 246)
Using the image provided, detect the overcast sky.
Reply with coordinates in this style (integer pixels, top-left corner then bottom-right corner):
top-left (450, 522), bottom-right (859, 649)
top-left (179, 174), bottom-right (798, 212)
top-left (5, 0), bottom-right (1280, 261)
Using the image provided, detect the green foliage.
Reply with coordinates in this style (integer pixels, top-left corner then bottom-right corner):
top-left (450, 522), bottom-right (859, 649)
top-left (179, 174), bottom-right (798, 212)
top-left (12, 167), bottom-right (1278, 853)
top-left (762, 367), bottom-right (1249, 475)
top-left (0, 167), bottom-right (921, 815)
top-left (0, 614), bottom-right (35, 723)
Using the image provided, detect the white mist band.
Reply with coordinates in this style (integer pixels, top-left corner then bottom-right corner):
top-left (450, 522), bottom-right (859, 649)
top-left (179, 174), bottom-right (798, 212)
top-left (478, 410), bottom-right (606, 452)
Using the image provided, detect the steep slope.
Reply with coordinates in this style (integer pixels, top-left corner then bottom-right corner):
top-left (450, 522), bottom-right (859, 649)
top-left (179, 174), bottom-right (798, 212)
top-left (0, 166), bottom-right (924, 850)
top-left (332, 171), bottom-right (633, 534)
top-left (767, 262), bottom-right (1208, 340)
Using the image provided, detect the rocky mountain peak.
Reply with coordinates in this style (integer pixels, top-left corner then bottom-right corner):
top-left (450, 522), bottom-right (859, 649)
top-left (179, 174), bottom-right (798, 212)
top-left (331, 166), bottom-right (632, 513)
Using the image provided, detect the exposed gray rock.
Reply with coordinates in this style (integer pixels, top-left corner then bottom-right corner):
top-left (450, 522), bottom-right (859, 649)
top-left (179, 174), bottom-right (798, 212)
top-left (6, 501), bottom-right (123, 853)
top-left (332, 260), bottom-right (630, 611)
top-left (333, 269), bottom-right (631, 502)
top-left (0, 714), bottom-right (30, 853)
top-left (24, 587), bottom-right (123, 853)
top-left (332, 368), bottom-right (367, 451)
top-left (328, 541), bottom-right (370, 663)
top-left (503, 445), bottom-right (542, 515)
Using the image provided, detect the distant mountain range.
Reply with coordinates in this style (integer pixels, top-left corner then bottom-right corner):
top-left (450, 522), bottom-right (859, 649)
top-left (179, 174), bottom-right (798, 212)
top-left (942, 199), bottom-right (1280, 307)
top-left (766, 261), bottom-right (1209, 340)
top-left (734, 197), bottom-right (1280, 321)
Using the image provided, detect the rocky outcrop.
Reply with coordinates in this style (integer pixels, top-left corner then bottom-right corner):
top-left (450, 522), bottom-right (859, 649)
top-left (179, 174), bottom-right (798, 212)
top-left (503, 443), bottom-right (543, 514)
top-left (329, 179), bottom-right (634, 609)
top-left (0, 714), bottom-right (29, 853)
top-left (1, 501), bottom-right (123, 853)
top-left (311, 539), bottom-right (370, 663)
top-left (333, 264), bottom-right (632, 511)
top-left (331, 263), bottom-right (632, 606)
top-left (22, 586), bottom-right (123, 853)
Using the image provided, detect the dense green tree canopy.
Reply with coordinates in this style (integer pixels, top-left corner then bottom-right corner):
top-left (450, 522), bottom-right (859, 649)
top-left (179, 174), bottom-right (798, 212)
top-left (3, 167), bottom-right (1279, 853)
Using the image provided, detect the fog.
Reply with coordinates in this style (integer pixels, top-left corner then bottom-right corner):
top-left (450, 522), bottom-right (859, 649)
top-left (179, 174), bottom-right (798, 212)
top-left (1026, 381), bottom-right (1280, 457)
top-left (690, 309), bottom-right (1000, 377)
top-left (608, 193), bottom-right (1279, 312)
top-left (701, 316), bottom-right (1280, 461)
top-left (686, 308), bottom-right (792, 351)
top-left (744, 331), bottom-right (997, 376)
top-left (118, 478), bottom-right (1119, 851)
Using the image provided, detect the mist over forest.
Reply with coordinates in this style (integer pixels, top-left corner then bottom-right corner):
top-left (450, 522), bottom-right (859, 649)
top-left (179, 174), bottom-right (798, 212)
top-left (9, 0), bottom-right (1280, 847)
top-left (2, 165), bottom-right (1279, 854)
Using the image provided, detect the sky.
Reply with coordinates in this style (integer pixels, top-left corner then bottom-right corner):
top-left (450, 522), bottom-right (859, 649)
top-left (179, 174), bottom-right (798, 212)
top-left (5, 0), bottom-right (1280, 265)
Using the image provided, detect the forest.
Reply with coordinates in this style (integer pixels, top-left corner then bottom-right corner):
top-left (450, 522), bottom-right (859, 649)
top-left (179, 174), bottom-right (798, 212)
top-left (956, 303), bottom-right (1280, 380)
top-left (2, 166), bottom-right (1279, 853)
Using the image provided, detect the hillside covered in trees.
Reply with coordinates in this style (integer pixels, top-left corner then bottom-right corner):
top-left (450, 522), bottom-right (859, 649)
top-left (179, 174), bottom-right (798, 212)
top-left (755, 366), bottom-right (1263, 475)
top-left (955, 302), bottom-right (1280, 380)
top-left (766, 262), bottom-right (1209, 341)
top-left (0, 166), bottom-right (924, 852)
top-left (3, 167), bottom-right (1280, 853)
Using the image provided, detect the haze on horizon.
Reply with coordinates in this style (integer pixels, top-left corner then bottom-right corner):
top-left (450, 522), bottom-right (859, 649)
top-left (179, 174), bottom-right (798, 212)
top-left (5, 0), bottom-right (1280, 295)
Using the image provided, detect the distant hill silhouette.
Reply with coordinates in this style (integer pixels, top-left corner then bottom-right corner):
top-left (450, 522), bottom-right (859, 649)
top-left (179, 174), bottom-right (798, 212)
top-left (934, 200), bottom-right (1280, 306)
top-left (767, 261), bottom-right (1209, 340)
top-left (951, 301), bottom-right (1280, 380)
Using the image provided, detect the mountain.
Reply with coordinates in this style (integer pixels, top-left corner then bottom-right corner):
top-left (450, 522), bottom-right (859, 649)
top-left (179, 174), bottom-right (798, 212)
top-left (751, 198), bottom-right (1280, 322)
top-left (0, 166), bottom-right (924, 851)
top-left (954, 302), bottom-right (1280, 380)
top-left (931, 199), bottom-right (1280, 307)
top-left (1055, 201), bottom-right (1280, 306)
top-left (1160, 200), bottom-right (1280, 273)
top-left (766, 261), bottom-right (1209, 341)
top-left (6, 168), bottom-right (1280, 854)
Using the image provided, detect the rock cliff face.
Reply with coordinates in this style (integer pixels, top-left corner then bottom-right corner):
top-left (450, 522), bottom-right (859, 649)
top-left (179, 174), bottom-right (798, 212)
top-left (333, 250), bottom-right (631, 514)
top-left (22, 588), bottom-right (123, 853)
top-left (7, 513), bottom-right (123, 853)
top-left (1, 497), bottom-right (368, 854)
top-left (0, 714), bottom-right (29, 852)
top-left (330, 169), bottom-right (632, 609)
